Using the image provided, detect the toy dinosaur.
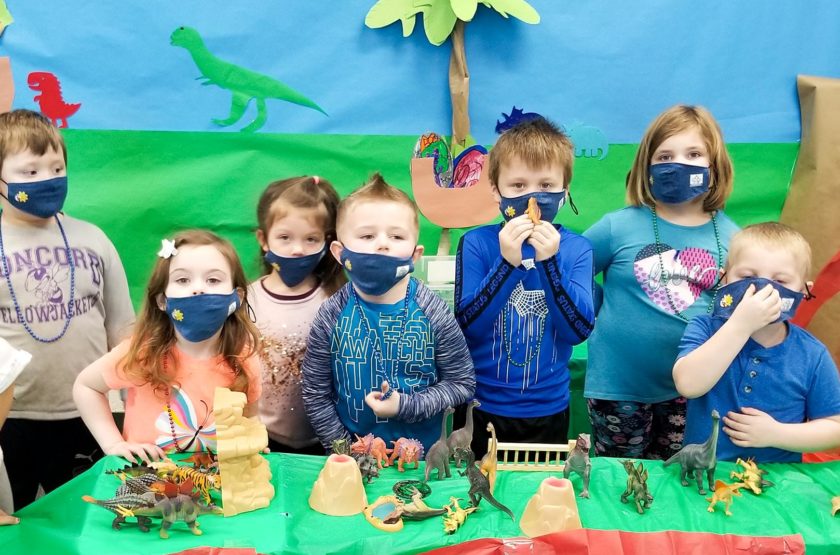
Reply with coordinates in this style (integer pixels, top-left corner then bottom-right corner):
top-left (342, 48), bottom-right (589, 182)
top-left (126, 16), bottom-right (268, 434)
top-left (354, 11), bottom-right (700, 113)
top-left (352, 452), bottom-right (380, 484)
top-left (170, 26), bottom-right (326, 133)
top-left (106, 462), bottom-right (157, 480)
top-left (114, 473), bottom-right (159, 497)
top-left (479, 421), bottom-right (498, 493)
top-left (456, 447), bottom-right (514, 519)
top-left (620, 460), bottom-right (653, 514)
top-left (442, 497), bottom-right (477, 535)
top-left (448, 399), bottom-right (480, 467)
top-left (425, 406), bottom-right (455, 481)
top-left (117, 493), bottom-right (222, 539)
top-left (393, 480), bottom-right (432, 503)
top-left (706, 480), bottom-right (743, 516)
top-left (563, 433), bottom-right (591, 498)
top-left (402, 487), bottom-right (447, 521)
top-left (150, 479), bottom-right (195, 499)
top-left (663, 409), bottom-right (719, 494)
top-left (163, 466), bottom-right (220, 504)
top-left (182, 451), bottom-right (217, 470)
top-left (331, 438), bottom-right (351, 456)
top-left (351, 433), bottom-right (390, 468)
top-left (729, 457), bottom-right (773, 494)
top-left (388, 437), bottom-right (424, 472)
top-left (82, 492), bottom-right (158, 531)
top-left (27, 71), bottom-right (81, 128)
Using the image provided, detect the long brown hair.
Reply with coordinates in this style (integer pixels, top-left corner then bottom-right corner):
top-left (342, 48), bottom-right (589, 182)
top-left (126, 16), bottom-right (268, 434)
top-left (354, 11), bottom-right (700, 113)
top-left (256, 175), bottom-right (345, 295)
top-left (121, 230), bottom-right (260, 396)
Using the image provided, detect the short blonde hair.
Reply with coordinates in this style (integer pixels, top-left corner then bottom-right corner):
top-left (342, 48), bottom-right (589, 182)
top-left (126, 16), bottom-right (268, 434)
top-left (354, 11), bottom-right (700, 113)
top-left (0, 110), bottom-right (66, 173)
top-left (626, 105), bottom-right (733, 212)
top-left (726, 222), bottom-right (812, 279)
top-left (336, 173), bottom-right (419, 232)
top-left (488, 118), bottom-right (574, 188)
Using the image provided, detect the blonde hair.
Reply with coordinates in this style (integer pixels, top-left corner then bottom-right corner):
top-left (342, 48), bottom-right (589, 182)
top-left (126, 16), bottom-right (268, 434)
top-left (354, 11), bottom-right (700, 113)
top-left (256, 176), bottom-right (346, 295)
top-left (0, 110), bottom-right (66, 173)
top-left (626, 105), bottom-right (734, 212)
top-left (725, 222), bottom-right (812, 278)
top-left (488, 117), bottom-right (574, 188)
top-left (336, 173), bottom-right (419, 232)
top-left (121, 230), bottom-right (259, 396)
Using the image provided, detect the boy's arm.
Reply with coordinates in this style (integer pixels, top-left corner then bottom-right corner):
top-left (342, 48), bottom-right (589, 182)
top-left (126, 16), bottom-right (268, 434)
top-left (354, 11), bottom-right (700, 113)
top-left (100, 238), bottom-right (135, 347)
top-left (301, 306), bottom-right (351, 451)
top-left (674, 284), bottom-right (780, 398)
top-left (455, 231), bottom-right (527, 332)
top-left (397, 297), bottom-right (476, 423)
top-left (535, 236), bottom-right (595, 345)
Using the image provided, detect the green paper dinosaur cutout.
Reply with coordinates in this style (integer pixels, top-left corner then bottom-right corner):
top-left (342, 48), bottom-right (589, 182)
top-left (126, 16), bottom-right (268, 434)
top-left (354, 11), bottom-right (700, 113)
top-left (170, 26), bottom-right (326, 133)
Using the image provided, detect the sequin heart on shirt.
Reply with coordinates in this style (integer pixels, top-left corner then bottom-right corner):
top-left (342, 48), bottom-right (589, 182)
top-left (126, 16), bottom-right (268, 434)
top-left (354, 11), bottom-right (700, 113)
top-left (633, 243), bottom-right (718, 314)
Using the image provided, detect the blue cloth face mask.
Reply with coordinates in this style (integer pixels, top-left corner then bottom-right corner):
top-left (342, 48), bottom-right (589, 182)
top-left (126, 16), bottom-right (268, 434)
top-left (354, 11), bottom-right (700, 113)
top-left (166, 291), bottom-right (241, 342)
top-left (2, 176), bottom-right (68, 218)
top-left (713, 277), bottom-right (805, 323)
top-left (499, 191), bottom-right (566, 223)
top-left (648, 163), bottom-right (710, 204)
top-left (264, 246), bottom-right (325, 288)
top-left (340, 246), bottom-right (415, 297)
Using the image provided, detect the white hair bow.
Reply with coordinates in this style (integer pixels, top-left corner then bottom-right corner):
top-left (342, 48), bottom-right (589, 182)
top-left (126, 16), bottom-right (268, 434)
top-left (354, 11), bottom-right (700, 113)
top-left (157, 239), bottom-right (178, 259)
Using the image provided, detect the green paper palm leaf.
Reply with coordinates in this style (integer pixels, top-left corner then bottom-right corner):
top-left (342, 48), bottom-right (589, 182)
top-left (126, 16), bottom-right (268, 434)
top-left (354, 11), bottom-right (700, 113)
top-left (365, 0), bottom-right (426, 37)
top-left (480, 0), bottom-right (540, 23)
top-left (451, 0), bottom-right (478, 21)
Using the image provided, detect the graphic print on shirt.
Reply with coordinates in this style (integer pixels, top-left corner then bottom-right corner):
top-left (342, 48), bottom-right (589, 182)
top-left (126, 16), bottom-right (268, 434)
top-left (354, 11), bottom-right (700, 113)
top-left (0, 244), bottom-right (105, 325)
top-left (492, 282), bottom-right (558, 392)
top-left (331, 303), bottom-right (435, 425)
top-left (633, 243), bottom-right (717, 314)
top-left (154, 386), bottom-right (217, 452)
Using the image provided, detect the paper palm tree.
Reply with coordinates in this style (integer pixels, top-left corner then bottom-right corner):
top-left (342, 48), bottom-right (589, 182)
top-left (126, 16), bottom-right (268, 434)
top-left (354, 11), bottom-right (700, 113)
top-left (366, 0), bottom-right (540, 254)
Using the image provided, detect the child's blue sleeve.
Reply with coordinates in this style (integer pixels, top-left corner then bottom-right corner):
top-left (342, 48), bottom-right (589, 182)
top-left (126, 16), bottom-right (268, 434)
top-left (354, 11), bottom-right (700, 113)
top-left (454, 231), bottom-right (527, 333)
top-left (397, 292), bottom-right (476, 423)
top-left (301, 301), bottom-right (350, 450)
top-left (677, 315), bottom-right (715, 360)
top-left (583, 214), bottom-right (614, 275)
top-left (805, 349), bottom-right (840, 421)
top-left (535, 238), bottom-right (594, 345)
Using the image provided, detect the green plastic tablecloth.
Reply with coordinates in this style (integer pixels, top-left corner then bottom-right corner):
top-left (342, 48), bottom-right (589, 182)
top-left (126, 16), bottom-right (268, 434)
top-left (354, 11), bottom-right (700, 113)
top-left (1, 454), bottom-right (838, 555)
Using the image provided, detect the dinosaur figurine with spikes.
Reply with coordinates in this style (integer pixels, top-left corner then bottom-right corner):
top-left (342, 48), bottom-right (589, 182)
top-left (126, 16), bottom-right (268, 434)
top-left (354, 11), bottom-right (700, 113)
top-left (170, 26), bottom-right (326, 132)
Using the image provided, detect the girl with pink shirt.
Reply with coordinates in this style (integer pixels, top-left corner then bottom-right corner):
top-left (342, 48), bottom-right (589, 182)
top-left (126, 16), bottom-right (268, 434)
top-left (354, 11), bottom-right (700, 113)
top-left (73, 230), bottom-right (261, 463)
top-left (250, 176), bottom-right (345, 454)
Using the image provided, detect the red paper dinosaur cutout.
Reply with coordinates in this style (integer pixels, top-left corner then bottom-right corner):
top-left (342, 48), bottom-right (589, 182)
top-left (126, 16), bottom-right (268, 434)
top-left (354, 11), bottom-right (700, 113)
top-left (27, 71), bottom-right (81, 128)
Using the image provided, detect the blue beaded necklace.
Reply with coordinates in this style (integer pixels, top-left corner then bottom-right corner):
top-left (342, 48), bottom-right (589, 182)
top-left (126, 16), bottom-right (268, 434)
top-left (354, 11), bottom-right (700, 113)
top-left (0, 212), bottom-right (76, 342)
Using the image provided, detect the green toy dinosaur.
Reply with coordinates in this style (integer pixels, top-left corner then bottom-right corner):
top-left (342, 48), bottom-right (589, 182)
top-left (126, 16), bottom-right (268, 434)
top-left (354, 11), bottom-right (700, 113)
top-left (170, 26), bottom-right (326, 132)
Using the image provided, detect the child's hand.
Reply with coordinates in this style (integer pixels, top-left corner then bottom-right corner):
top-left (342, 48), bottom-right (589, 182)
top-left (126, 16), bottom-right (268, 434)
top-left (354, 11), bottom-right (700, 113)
top-left (105, 441), bottom-right (166, 464)
top-left (528, 222), bottom-right (561, 261)
top-left (729, 284), bottom-right (781, 334)
top-left (364, 389), bottom-right (400, 418)
top-left (0, 509), bottom-right (19, 526)
top-left (722, 407), bottom-right (779, 448)
top-left (499, 215), bottom-right (535, 268)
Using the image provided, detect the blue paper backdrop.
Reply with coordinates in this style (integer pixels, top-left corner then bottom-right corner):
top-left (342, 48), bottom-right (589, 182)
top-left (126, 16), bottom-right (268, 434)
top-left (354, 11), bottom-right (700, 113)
top-left (1, 1), bottom-right (839, 142)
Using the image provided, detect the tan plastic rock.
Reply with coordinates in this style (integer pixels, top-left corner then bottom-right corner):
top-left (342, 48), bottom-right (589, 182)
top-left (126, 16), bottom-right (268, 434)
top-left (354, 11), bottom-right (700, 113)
top-left (309, 454), bottom-right (368, 516)
top-left (213, 387), bottom-right (275, 517)
top-left (519, 477), bottom-right (582, 537)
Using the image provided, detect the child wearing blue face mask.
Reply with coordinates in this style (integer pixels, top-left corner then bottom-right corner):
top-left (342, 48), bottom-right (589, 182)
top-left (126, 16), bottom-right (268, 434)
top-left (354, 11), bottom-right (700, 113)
top-left (584, 105), bottom-right (740, 460)
top-left (454, 118), bottom-right (595, 458)
top-left (250, 176), bottom-right (345, 455)
top-left (301, 173), bottom-right (475, 453)
top-left (0, 110), bottom-right (134, 509)
top-left (73, 230), bottom-right (261, 463)
top-left (674, 223), bottom-right (840, 462)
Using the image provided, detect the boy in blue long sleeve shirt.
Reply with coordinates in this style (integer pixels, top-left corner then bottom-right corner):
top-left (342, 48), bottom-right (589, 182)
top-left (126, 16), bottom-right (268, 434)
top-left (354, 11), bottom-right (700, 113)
top-left (455, 118), bottom-right (595, 456)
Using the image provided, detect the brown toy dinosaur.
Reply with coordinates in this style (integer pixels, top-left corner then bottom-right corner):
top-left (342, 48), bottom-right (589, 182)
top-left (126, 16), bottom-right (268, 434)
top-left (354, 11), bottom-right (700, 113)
top-left (706, 480), bottom-right (743, 516)
top-left (388, 437), bottom-right (424, 472)
top-left (117, 493), bottom-right (222, 539)
top-left (351, 433), bottom-right (390, 469)
top-left (479, 422), bottom-right (498, 493)
top-left (564, 433), bottom-right (591, 498)
top-left (425, 407), bottom-right (455, 481)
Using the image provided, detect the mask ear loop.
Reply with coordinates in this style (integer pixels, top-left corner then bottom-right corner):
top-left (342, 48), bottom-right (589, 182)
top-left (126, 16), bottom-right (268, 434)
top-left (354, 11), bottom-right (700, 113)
top-left (804, 282), bottom-right (816, 300)
top-left (567, 192), bottom-right (579, 215)
top-left (245, 299), bottom-right (257, 323)
top-left (712, 270), bottom-right (726, 291)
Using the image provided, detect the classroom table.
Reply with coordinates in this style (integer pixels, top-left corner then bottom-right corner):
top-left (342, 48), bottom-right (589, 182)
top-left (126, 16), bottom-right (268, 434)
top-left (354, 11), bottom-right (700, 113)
top-left (1, 454), bottom-right (838, 555)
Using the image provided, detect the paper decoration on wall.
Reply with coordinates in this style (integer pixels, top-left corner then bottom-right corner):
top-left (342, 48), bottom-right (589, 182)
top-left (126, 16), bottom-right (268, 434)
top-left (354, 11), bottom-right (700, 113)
top-left (0, 2), bottom-right (12, 37)
top-left (170, 26), bottom-right (327, 133)
top-left (411, 158), bottom-right (498, 228)
top-left (495, 106), bottom-right (543, 134)
top-left (27, 72), bottom-right (80, 128)
top-left (366, 1), bottom-right (540, 254)
top-left (566, 121), bottom-right (608, 160)
top-left (412, 132), bottom-right (487, 188)
top-left (0, 57), bottom-right (13, 114)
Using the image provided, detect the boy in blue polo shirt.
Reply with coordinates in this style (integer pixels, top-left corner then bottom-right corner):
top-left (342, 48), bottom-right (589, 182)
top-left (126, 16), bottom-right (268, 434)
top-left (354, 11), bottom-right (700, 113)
top-left (674, 222), bottom-right (840, 462)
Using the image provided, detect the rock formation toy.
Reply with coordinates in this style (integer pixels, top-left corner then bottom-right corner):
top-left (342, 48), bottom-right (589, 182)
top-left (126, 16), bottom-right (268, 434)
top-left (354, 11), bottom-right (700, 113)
top-left (115, 493), bottom-right (222, 539)
top-left (448, 399), bottom-right (480, 467)
top-left (519, 477), bottom-right (582, 537)
top-left (563, 433), bottom-right (591, 498)
top-left (620, 460), bottom-right (653, 514)
top-left (479, 421), bottom-right (498, 493)
top-left (456, 447), bottom-right (513, 519)
top-left (442, 497), bottom-right (476, 535)
top-left (425, 407), bottom-right (455, 481)
top-left (706, 480), bottom-right (743, 516)
top-left (351, 433), bottom-right (390, 468)
top-left (729, 457), bottom-right (773, 494)
top-left (388, 437), bottom-right (424, 472)
top-left (832, 496), bottom-right (840, 516)
top-left (309, 453), bottom-right (368, 516)
top-left (663, 409), bottom-right (719, 495)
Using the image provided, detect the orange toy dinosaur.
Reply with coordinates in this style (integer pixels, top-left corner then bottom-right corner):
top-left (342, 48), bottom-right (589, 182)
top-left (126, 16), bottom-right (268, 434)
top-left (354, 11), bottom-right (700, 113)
top-left (388, 437), bottom-right (424, 472)
top-left (706, 480), bottom-right (743, 516)
top-left (351, 433), bottom-right (390, 469)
